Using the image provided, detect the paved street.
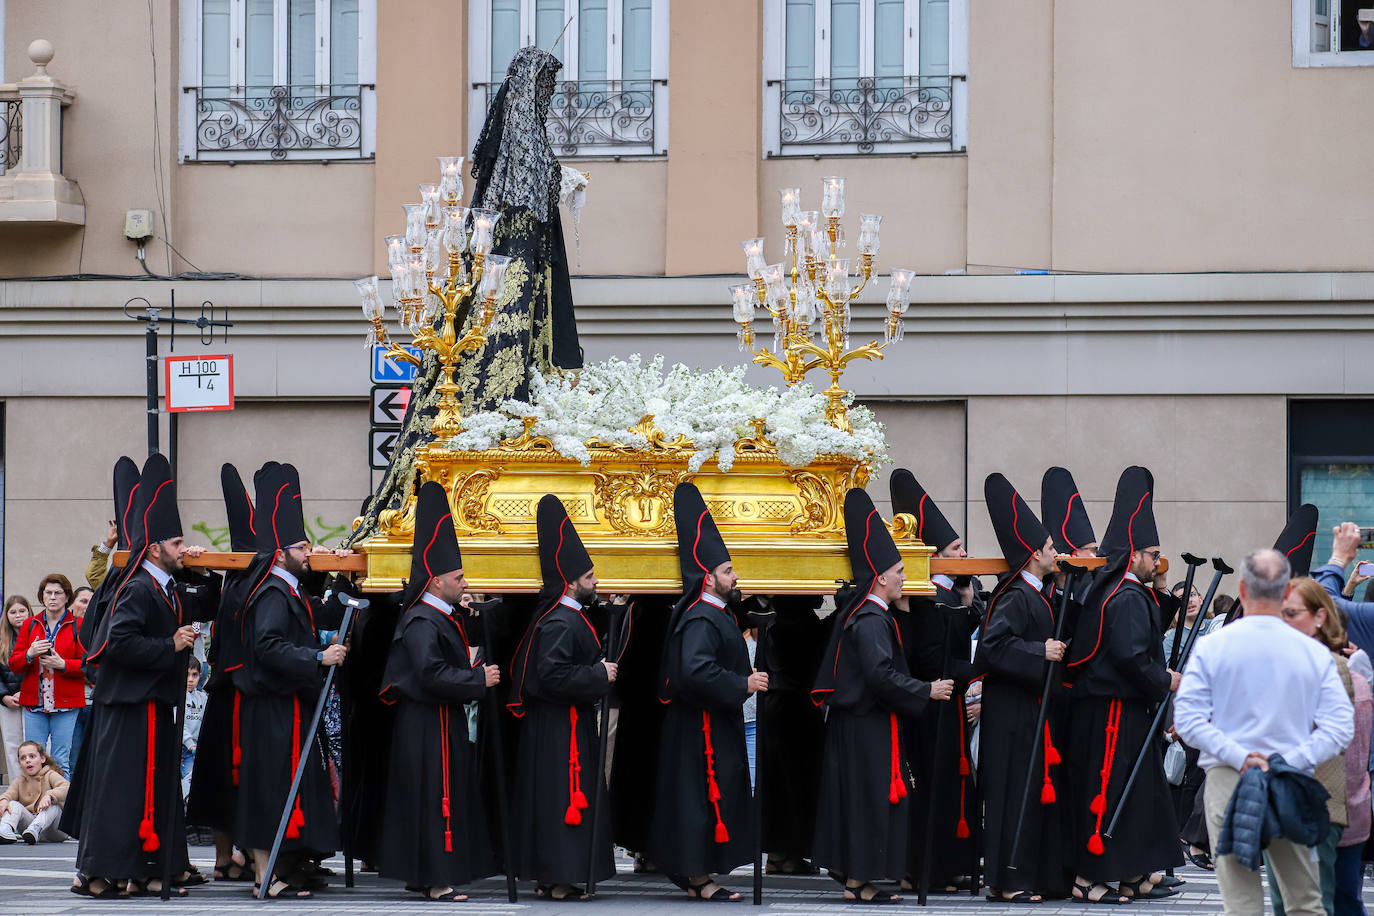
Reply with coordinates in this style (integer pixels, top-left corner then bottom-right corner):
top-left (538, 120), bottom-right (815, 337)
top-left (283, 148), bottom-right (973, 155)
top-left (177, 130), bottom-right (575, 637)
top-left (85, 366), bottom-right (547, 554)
top-left (6, 840), bottom-right (1364, 914)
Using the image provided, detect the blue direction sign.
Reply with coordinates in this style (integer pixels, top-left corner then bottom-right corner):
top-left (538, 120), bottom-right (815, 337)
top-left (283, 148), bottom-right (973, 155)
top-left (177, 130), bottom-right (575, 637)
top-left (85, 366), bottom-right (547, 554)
top-left (371, 345), bottom-right (423, 384)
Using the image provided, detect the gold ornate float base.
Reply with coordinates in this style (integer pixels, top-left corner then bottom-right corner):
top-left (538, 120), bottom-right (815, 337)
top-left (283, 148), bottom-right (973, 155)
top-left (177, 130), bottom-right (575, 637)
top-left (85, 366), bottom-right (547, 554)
top-left (358, 425), bottom-right (934, 596)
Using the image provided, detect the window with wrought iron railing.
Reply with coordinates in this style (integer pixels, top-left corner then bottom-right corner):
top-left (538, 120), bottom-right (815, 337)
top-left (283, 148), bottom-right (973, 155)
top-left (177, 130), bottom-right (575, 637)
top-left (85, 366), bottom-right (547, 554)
top-left (468, 0), bottom-right (668, 158)
top-left (763, 0), bottom-right (967, 157)
top-left (0, 98), bottom-right (21, 175)
top-left (178, 0), bottom-right (377, 161)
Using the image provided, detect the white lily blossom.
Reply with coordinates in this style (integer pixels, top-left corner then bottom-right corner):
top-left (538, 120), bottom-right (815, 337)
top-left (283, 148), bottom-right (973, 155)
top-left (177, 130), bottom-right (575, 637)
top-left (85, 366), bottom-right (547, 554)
top-left (445, 354), bottom-right (888, 472)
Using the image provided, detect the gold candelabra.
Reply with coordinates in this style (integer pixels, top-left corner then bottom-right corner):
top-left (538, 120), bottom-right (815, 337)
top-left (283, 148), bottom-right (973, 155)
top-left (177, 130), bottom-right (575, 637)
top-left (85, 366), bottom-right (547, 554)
top-left (355, 156), bottom-right (512, 439)
top-left (730, 177), bottom-right (915, 433)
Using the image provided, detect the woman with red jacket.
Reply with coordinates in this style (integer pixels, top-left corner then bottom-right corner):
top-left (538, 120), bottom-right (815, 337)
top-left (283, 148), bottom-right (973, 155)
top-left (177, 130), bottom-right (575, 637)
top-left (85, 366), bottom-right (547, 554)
top-left (9, 574), bottom-right (85, 774)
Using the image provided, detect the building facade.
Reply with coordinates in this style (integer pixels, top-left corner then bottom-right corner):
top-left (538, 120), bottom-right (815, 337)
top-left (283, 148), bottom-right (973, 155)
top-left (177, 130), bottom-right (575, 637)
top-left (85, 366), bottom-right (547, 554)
top-left (1, 0), bottom-right (1372, 594)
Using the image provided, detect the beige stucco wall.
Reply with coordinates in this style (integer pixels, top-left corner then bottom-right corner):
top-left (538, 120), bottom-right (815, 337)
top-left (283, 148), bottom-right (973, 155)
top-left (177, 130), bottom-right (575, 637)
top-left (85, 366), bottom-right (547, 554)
top-left (2, 397), bottom-right (368, 598)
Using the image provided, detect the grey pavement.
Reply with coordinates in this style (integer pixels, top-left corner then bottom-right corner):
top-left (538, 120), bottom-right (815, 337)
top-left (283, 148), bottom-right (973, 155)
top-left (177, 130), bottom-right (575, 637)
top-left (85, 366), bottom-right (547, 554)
top-left (5, 840), bottom-right (1360, 915)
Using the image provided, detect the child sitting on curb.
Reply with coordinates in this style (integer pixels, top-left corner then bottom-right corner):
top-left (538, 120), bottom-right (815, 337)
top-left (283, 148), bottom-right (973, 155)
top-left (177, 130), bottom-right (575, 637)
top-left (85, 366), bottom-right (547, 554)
top-left (0, 739), bottom-right (69, 843)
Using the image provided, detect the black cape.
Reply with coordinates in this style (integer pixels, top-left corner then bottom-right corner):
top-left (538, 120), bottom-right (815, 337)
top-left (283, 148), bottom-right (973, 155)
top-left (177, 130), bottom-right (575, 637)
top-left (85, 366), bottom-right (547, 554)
top-left (646, 597), bottom-right (754, 876)
top-left (509, 599), bottom-right (614, 884)
top-left (376, 599), bottom-right (496, 887)
top-left (811, 597), bottom-right (930, 882)
top-left (608, 595), bottom-right (673, 854)
top-left (973, 574), bottom-right (1069, 896)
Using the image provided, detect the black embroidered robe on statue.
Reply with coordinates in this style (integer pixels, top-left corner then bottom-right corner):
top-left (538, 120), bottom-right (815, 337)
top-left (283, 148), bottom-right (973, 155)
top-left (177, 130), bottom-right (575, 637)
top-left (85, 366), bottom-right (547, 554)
top-left (75, 568), bottom-right (213, 879)
top-left (376, 601), bottom-right (496, 888)
top-left (233, 574), bottom-right (338, 859)
top-left (646, 598), bottom-right (754, 877)
top-left (1066, 578), bottom-right (1182, 880)
top-left (902, 584), bottom-right (982, 886)
top-left (974, 576), bottom-right (1069, 896)
top-left (510, 601), bottom-right (614, 884)
top-left (811, 598), bottom-right (931, 882)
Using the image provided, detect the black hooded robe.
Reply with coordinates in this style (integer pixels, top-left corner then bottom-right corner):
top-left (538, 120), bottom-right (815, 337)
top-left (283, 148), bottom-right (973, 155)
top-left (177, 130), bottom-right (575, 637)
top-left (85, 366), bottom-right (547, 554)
top-left (375, 600), bottom-right (496, 889)
top-left (510, 601), bottom-right (615, 885)
top-left (902, 585), bottom-right (982, 886)
top-left (233, 575), bottom-right (338, 859)
top-left (608, 595), bottom-right (672, 855)
top-left (975, 575), bottom-right (1069, 897)
top-left (338, 593), bottom-right (401, 867)
top-left (646, 598), bottom-right (754, 877)
top-left (75, 569), bottom-right (200, 880)
top-left (1066, 579), bottom-right (1182, 881)
top-left (811, 598), bottom-right (930, 882)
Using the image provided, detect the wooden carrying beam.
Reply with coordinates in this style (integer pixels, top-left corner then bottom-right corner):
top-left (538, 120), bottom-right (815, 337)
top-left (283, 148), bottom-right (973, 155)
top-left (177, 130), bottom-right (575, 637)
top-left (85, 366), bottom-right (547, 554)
top-left (114, 550), bottom-right (1164, 578)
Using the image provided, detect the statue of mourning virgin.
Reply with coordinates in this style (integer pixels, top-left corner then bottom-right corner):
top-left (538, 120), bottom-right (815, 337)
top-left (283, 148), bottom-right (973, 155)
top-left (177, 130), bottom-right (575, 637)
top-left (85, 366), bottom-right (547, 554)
top-left (349, 46), bottom-right (584, 545)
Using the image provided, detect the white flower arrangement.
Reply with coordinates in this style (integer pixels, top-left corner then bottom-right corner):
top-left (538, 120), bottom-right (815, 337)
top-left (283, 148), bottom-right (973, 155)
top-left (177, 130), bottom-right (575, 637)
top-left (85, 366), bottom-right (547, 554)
top-left (445, 354), bottom-right (888, 472)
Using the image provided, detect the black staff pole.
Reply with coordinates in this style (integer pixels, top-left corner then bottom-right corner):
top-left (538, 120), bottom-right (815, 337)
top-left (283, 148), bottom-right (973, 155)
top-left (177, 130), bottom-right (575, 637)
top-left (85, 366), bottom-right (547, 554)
top-left (1168, 554), bottom-right (1207, 669)
top-left (475, 599), bottom-right (519, 904)
top-left (1103, 557), bottom-right (1231, 840)
top-left (257, 594), bottom-right (367, 899)
top-left (587, 602), bottom-right (628, 896)
top-left (1008, 563), bottom-right (1080, 871)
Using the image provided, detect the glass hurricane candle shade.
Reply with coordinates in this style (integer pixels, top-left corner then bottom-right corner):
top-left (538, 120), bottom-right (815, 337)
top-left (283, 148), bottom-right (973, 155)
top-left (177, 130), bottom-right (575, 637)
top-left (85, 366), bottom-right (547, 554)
top-left (419, 184), bottom-right (442, 227)
top-left (821, 176), bottom-right (846, 219)
top-left (443, 207), bottom-right (470, 255)
top-left (386, 235), bottom-right (406, 271)
top-left (478, 254), bottom-right (512, 302)
top-left (856, 213), bottom-right (882, 256)
top-left (778, 187), bottom-right (802, 227)
top-left (469, 208), bottom-right (501, 257)
top-left (355, 276), bottom-right (383, 320)
top-left (437, 156), bottom-right (464, 203)
top-left (403, 204), bottom-right (427, 250)
top-left (797, 210), bottom-right (819, 243)
top-left (760, 263), bottom-right (787, 305)
top-left (825, 258), bottom-right (852, 299)
top-left (424, 230), bottom-right (449, 281)
top-left (741, 238), bottom-right (766, 279)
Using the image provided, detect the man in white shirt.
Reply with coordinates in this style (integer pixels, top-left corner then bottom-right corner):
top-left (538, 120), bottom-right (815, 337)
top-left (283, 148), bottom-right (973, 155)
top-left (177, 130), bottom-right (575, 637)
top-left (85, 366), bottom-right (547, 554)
top-left (1174, 549), bottom-right (1354, 916)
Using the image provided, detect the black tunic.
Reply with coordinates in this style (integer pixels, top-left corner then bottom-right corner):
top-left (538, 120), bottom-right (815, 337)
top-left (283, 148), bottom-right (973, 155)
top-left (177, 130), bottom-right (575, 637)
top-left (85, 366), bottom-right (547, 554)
top-left (1066, 578), bottom-right (1182, 880)
top-left (339, 595), bottom-right (401, 867)
top-left (376, 599), bottom-right (496, 888)
top-left (510, 600), bottom-right (615, 884)
top-left (812, 597), bottom-right (931, 882)
top-left (974, 575), bottom-right (1069, 896)
top-left (758, 598), bottom-right (828, 860)
top-left (233, 573), bottom-right (337, 858)
top-left (646, 597), bottom-right (754, 877)
top-left (609, 596), bottom-right (672, 854)
top-left (75, 568), bottom-right (199, 880)
top-left (902, 584), bottom-right (982, 885)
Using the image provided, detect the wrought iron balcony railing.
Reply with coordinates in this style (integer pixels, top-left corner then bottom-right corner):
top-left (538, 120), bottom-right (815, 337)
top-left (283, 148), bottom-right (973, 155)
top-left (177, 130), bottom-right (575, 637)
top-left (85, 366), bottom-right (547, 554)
top-left (1, 98), bottom-right (21, 173)
top-left (767, 75), bottom-right (963, 156)
top-left (186, 84), bottom-right (373, 161)
top-left (473, 79), bottom-right (666, 158)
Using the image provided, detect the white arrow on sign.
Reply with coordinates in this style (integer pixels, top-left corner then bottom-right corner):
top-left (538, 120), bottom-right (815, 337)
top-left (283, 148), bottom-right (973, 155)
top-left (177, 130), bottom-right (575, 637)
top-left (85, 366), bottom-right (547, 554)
top-left (370, 430), bottom-right (400, 469)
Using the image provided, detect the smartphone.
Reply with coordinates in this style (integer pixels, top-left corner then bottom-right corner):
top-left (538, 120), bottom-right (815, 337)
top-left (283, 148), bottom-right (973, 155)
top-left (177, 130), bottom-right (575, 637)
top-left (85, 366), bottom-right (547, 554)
top-left (1359, 561), bottom-right (1374, 577)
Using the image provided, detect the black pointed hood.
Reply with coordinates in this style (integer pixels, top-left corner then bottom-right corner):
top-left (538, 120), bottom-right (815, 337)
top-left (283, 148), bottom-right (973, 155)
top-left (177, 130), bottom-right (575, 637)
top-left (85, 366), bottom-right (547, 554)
top-left (407, 481), bottom-right (463, 602)
top-left (985, 473), bottom-right (1051, 571)
top-left (1275, 504), bottom-right (1319, 578)
top-left (674, 482), bottom-right (731, 598)
top-left (889, 469), bottom-right (958, 552)
top-left (536, 494), bottom-right (593, 593)
top-left (844, 488), bottom-right (902, 593)
top-left (137, 453), bottom-right (182, 545)
top-left (221, 463), bottom-right (257, 553)
top-left (1041, 466), bottom-right (1096, 554)
top-left (113, 456), bottom-right (140, 551)
top-left (253, 461), bottom-right (308, 555)
top-left (1098, 466), bottom-right (1159, 557)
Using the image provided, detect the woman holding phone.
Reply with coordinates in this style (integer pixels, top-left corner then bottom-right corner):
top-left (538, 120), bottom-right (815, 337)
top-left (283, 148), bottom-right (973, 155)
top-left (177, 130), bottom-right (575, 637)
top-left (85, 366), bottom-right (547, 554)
top-left (8, 575), bottom-right (85, 774)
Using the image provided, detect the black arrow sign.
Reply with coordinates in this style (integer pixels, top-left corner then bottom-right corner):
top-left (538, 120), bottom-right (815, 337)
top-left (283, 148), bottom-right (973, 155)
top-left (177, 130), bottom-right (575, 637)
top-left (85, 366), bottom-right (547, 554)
top-left (370, 430), bottom-right (400, 469)
top-left (370, 385), bottom-right (411, 426)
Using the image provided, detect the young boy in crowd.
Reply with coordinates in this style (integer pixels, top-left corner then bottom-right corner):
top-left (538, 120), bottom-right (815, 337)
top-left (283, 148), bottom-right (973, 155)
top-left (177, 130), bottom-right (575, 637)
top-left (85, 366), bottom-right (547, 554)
top-left (182, 657), bottom-right (207, 801)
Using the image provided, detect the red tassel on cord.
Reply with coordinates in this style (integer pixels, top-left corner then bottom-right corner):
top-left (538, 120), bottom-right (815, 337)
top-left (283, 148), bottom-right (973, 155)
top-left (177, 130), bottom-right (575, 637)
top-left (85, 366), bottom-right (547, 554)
top-left (140, 702), bottom-right (160, 852)
top-left (888, 713), bottom-right (908, 805)
top-left (444, 830), bottom-right (453, 853)
top-left (565, 707), bottom-right (588, 825)
top-left (715, 821), bottom-right (730, 844)
top-left (1086, 700), bottom-right (1122, 856)
top-left (1045, 744), bottom-right (1062, 766)
top-left (956, 819), bottom-right (970, 839)
top-left (286, 697), bottom-right (304, 839)
top-left (1087, 833), bottom-right (1105, 856)
top-left (1040, 779), bottom-right (1057, 805)
top-left (959, 757), bottom-right (970, 776)
top-left (439, 707), bottom-right (453, 849)
top-left (1089, 794), bottom-right (1106, 816)
top-left (565, 804), bottom-right (583, 826)
top-left (702, 711), bottom-right (730, 843)
top-left (232, 692), bottom-right (242, 786)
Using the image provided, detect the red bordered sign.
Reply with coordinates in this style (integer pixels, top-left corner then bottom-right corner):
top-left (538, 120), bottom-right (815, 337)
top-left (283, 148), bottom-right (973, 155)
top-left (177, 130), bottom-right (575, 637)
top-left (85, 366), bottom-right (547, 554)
top-left (165, 354), bottom-right (235, 413)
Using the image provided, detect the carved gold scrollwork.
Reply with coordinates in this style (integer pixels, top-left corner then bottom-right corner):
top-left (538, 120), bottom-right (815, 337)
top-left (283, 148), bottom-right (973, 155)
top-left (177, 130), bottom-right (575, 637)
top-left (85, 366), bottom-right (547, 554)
top-left (786, 469), bottom-right (842, 534)
top-left (499, 416), bottom-right (559, 453)
top-left (590, 415), bottom-right (695, 454)
top-left (591, 465), bottom-right (692, 536)
top-left (890, 512), bottom-right (917, 541)
top-left (451, 468), bottom-right (503, 534)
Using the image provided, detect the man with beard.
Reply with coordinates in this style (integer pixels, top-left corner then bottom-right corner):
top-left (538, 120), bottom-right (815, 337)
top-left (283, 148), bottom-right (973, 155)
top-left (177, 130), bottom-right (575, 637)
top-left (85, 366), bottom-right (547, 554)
top-left (507, 495), bottom-right (616, 900)
top-left (974, 473), bottom-right (1068, 904)
top-left (1065, 467), bottom-right (1183, 903)
top-left (811, 488), bottom-right (952, 904)
top-left (375, 482), bottom-right (498, 901)
top-left (185, 464), bottom-right (256, 882)
top-left (73, 454), bottom-right (214, 898)
top-left (233, 463), bottom-right (346, 898)
top-left (648, 482), bottom-right (763, 901)
top-left (888, 469), bottom-right (981, 894)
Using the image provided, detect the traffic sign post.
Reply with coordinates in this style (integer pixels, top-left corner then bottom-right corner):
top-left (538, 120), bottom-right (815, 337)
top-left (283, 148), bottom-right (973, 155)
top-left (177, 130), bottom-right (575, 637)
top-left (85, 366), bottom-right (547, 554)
top-left (371, 344), bottom-right (423, 384)
top-left (165, 354), bottom-right (235, 413)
